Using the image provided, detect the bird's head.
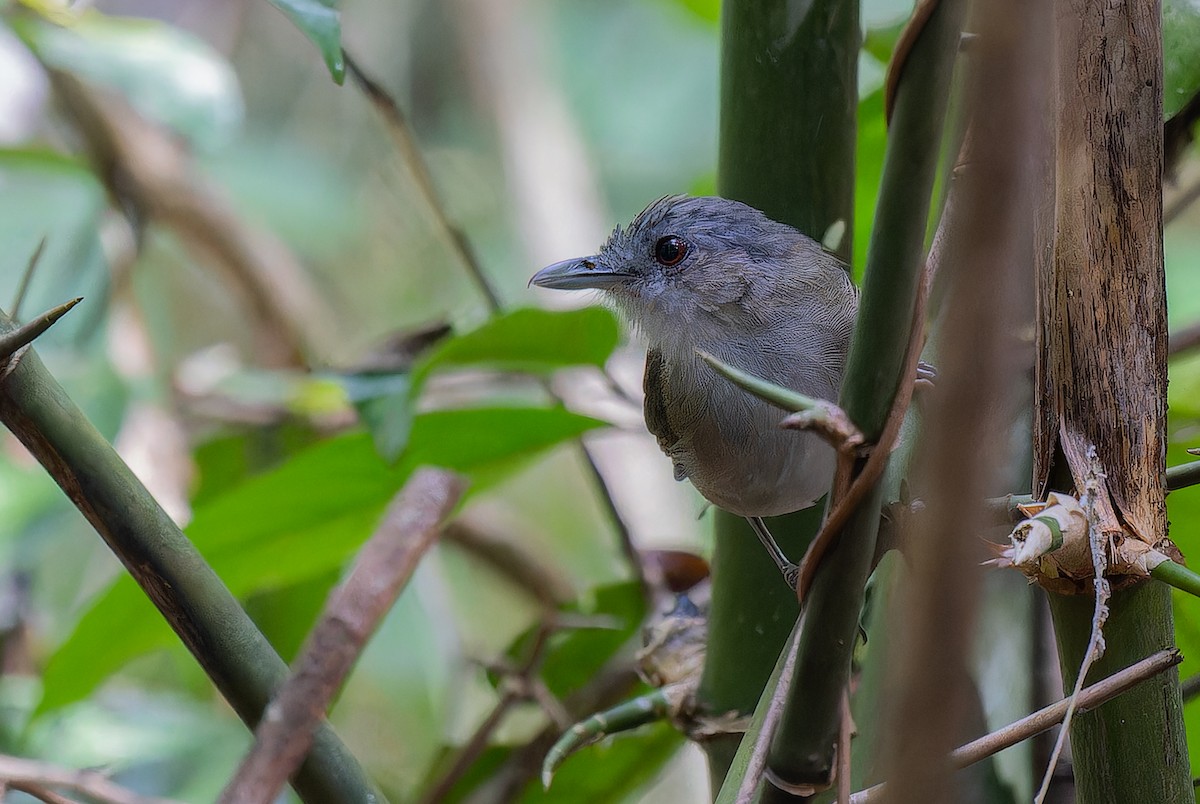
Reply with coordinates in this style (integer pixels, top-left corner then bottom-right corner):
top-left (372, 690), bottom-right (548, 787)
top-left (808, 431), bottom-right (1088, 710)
top-left (530, 195), bottom-right (830, 346)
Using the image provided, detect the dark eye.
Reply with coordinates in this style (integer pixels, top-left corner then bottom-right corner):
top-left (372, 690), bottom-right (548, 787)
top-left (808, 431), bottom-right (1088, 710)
top-left (654, 235), bottom-right (689, 267)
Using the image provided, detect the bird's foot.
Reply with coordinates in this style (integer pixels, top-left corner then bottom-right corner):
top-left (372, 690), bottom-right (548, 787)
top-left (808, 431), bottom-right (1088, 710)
top-left (747, 516), bottom-right (801, 589)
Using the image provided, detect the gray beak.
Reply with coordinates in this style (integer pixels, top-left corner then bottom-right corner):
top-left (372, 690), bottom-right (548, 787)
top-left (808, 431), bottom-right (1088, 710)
top-left (529, 257), bottom-right (632, 291)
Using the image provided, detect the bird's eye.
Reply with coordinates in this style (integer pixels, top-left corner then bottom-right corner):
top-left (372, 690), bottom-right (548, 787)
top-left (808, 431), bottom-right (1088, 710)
top-left (654, 236), bottom-right (689, 267)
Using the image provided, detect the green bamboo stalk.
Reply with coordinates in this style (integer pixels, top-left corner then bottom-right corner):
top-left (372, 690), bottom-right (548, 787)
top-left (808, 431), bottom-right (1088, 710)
top-left (0, 330), bottom-right (385, 804)
top-left (1049, 582), bottom-right (1188, 802)
top-left (765, 0), bottom-right (966, 790)
top-left (1166, 458), bottom-right (1200, 491)
top-left (699, 0), bottom-right (859, 789)
top-left (1151, 559), bottom-right (1200, 598)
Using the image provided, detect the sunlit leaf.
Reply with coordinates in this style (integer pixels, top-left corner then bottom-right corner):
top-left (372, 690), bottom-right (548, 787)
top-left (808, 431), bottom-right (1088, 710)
top-left (265, 0), bottom-right (344, 84)
top-left (669, 0), bottom-right (720, 25)
top-left (353, 307), bottom-right (620, 461)
top-left (412, 307), bottom-right (620, 388)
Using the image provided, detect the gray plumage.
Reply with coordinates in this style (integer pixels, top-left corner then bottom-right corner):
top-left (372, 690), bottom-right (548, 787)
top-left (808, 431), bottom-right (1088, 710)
top-left (531, 195), bottom-right (858, 518)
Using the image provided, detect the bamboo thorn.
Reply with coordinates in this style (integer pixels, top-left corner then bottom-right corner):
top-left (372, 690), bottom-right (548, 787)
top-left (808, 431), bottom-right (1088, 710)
top-left (0, 298), bottom-right (83, 362)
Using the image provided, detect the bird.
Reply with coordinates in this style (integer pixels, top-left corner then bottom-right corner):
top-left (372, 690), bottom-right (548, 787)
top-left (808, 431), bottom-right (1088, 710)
top-left (530, 195), bottom-right (858, 581)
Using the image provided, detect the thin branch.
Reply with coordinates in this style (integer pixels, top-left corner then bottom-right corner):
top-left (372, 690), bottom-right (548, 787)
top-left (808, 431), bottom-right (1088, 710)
top-left (794, 260), bottom-right (927, 605)
top-left (1164, 178), bottom-right (1200, 226)
top-left (344, 50), bottom-right (646, 598)
top-left (9, 783), bottom-right (76, 804)
top-left (11, 237), bottom-right (47, 320)
top-left (442, 519), bottom-right (575, 607)
top-left (696, 350), bottom-right (865, 454)
top-left (0, 298), bottom-right (82, 362)
top-left (343, 50), bottom-right (502, 312)
top-left (1181, 670), bottom-right (1200, 701)
top-left (464, 663), bottom-right (641, 801)
top-left (837, 688), bottom-right (852, 804)
top-left (742, 620), bottom-right (805, 801)
top-left (0, 754), bottom-right (182, 804)
top-left (219, 468), bottom-right (467, 804)
top-left (850, 648), bottom-right (1182, 802)
top-left (419, 621), bottom-right (560, 804)
top-left (574, 446), bottom-right (643, 597)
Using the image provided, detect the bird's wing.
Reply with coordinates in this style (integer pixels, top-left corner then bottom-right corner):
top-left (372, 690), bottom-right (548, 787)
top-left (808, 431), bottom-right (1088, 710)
top-left (643, 347), bottom-right (684, 476)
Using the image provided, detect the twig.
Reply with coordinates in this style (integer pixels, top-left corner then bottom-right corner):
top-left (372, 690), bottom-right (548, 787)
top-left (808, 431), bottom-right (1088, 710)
top-left (1164, 178), bottom-right (1200, 227)
top-left (9, 783), bottom-right (76, 804)
top-left (343, 50), bottom-right (502, 312)
top-left (883, 0), bottom-right (941, 123)
top-left (742, 620), bottom-right (805, 802)
top-left (11, 237), bottom-right (47, 320)
top-left (794, 254), bottom-right (929, 605)
top-left (1169, 319), bottom-right (1200, 358)
top-left (218, 468), bottom-right (467, 804)
top-left (442, 519), bottom-right (575, 607)
top-left (696, 350), bottom-right (865, 454)
top-left (1164, 88), bottom-right (1200, 179)
top-left (837, 688), bottom-right (851, 804)
top-left (419, 621), bottom-right (561, 804)
top-left (1181, 670), bottom-right (1200, 701)
top-left (0, 299), bottom-right (82, 363)
top-left (344, 50), bottom-right (646, 598)
top-left (574, 446), bottom-right (643, 596)
top-left (464, 663), bottom-right (641, 801)
top-left (541, 688), bottom-right (672, 788)
top-left (0, 754), bottom-right (181, 804)
top-left (850, 648), bottom-right (1182, 802)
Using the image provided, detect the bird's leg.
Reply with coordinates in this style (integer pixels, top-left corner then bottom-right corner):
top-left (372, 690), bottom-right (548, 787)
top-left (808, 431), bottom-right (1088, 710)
top-left (747, 516), bottom-right (800, 589)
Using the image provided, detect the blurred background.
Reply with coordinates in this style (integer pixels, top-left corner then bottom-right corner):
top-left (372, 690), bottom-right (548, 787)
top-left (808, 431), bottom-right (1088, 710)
top-left (6, 0), bottom-right (1200, 801)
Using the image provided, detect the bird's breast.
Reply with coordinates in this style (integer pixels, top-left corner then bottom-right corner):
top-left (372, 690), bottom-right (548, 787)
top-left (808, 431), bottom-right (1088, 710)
top-left (644, 345), bottom-right (838, 517)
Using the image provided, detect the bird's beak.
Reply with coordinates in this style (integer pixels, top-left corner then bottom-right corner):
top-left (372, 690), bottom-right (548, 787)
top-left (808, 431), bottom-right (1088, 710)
top-left (529, 257), bottom-right (632, 291)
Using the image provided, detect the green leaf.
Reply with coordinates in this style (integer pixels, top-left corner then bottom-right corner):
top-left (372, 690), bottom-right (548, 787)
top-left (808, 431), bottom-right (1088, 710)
top-left (668, 0), bottom-right (720, 25)
top-left (354, 307), bottom-right (620, 462)
top-left (39, 406), bottom-right (606, 713)
top-left (265, 0), bottom-right (344, 84)
top-left (1165, 0), bottom-right (1200, 117)
top-left (412, 307), bottom-right (621, 389)
top-left (18, 13), bottom-right (243, 151)
top-left (340, 373), bottom-right (413, 462)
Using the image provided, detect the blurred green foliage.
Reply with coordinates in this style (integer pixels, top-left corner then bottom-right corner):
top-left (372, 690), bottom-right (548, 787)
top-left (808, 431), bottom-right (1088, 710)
top-left (3, 0), bottom-right (1200, 801)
